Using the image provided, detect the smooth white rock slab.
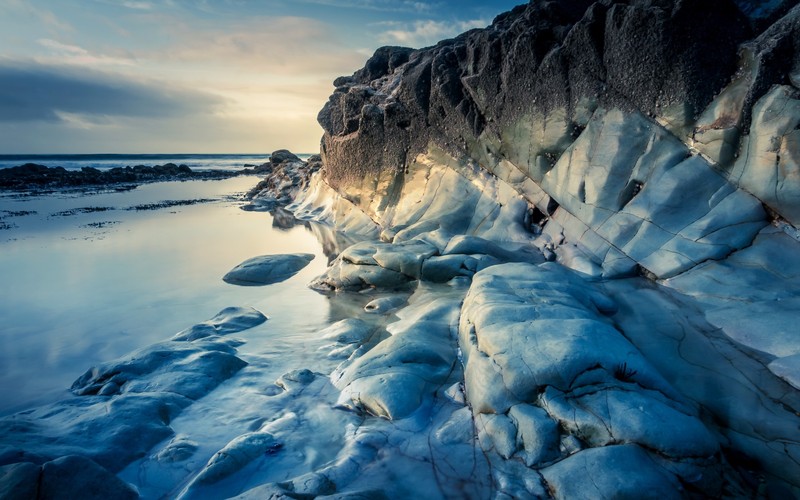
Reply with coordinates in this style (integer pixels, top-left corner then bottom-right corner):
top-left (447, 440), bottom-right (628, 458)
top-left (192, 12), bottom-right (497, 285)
top-left (729, 85), bottom-right (800, 226)
top-left (72, 338), bottom-right (247, 400)
top-left (665, 228), bottom-right (800, 361)
top-left (540, 444), bottom-right (683, 500)
top-left (172, 306), bottom-right (268, 341)
top-left (460, 262), bottom-right (722, 495)
top-left (769, 354), bottom-right (800, 390)
top-left (319, 318), bottom-right (374, 345)
top-left (539, 108), bottom-right (766, 278)
top-left (222, 253), bottom-right (314, 286)
top-left (540, 386), bottom-right (718, 458)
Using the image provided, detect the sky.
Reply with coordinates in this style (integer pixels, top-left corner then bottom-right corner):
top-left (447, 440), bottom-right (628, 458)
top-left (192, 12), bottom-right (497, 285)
top-left (0, 0), bottom-right (522, 154)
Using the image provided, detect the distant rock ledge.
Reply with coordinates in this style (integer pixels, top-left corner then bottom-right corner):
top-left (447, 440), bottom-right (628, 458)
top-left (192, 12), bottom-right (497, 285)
top-left (0, 161), bottom-right (271, 191)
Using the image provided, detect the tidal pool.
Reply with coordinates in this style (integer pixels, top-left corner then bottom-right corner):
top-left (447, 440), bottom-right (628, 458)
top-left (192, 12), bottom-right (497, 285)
top-left (0, 177), bottom-right (333, 415)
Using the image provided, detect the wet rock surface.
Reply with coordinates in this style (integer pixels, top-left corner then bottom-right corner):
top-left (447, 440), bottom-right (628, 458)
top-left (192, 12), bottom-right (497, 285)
top-left (3, 0), bottom-right (800, 498)
top-left (222, 253), bottom-right (315, 286)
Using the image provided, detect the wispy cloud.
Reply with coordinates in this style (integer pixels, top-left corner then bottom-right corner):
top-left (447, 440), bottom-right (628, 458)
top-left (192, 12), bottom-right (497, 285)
top-left (37, 39), bottom-right (136, 67)
top-left (377, 18), bottom-right (487, 47)
top-left (0, 0), bottom-right (73, 33)
top-left (0, 61), bottom-right (225, 125)
top-left (154, 15), bottom-right (365, 76)
top-left (296, 0), bottom-right (436, 13)
top-left (122, 1), bottom-right (155, 9)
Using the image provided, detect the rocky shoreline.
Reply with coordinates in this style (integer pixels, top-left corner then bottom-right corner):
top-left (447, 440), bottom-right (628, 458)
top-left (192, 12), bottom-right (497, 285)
top-left (0, 160), bottom-right (274, 192)
top-left (2, 0), bottom-right (800, 498)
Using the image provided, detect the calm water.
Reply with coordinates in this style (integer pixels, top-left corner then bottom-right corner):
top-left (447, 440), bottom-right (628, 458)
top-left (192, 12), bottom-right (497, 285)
top-left (0, 153), bottom-right (312, 172)
top-left (0, 176), bottom-right (332, 415)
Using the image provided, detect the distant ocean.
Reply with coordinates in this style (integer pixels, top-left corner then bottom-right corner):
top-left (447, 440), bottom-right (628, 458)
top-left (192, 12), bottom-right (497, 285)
top-left (0, 153), bottom-right (312, 172)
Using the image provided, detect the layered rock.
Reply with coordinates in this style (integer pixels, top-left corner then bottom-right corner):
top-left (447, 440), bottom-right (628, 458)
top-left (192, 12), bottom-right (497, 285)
top-left (298, 0), bottom-right (800, 496)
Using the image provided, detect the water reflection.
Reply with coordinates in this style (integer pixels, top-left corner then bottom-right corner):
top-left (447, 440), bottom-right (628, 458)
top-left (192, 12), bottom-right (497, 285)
top-left (0, 177), bottom-right (332, 415)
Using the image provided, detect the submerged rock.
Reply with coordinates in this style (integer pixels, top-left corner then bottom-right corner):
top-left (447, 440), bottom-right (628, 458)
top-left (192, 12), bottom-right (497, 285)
top-left (172, 306), bottom-right (268, 341)
top-left (222, 253), bottom-right (315, 286)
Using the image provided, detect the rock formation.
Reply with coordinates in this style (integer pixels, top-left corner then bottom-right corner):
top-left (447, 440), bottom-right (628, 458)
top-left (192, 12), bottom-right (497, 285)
top-left (297, 0), bottom-right (800, 496)
top-left (2, 1), bottom-right (800, 498)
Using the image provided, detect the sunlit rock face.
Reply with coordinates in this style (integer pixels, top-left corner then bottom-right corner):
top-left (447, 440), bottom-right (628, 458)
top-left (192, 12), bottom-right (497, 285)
top-left (303, 0), bottom-right (800, 496)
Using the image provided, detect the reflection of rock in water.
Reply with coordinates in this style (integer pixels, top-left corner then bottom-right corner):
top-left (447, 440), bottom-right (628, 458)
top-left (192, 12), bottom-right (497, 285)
top-left (270, 207), bottom-right (299, 229)
top-left (305, 220), bottom-right (367, 265)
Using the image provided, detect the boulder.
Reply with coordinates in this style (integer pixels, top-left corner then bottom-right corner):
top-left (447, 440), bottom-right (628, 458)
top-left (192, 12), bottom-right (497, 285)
top-left (222, 253), bottom-right (315, 286)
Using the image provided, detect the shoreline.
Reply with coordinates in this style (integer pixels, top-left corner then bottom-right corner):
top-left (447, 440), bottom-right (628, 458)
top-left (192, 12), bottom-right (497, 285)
top-left (0, 162), bottom-right (271, 193)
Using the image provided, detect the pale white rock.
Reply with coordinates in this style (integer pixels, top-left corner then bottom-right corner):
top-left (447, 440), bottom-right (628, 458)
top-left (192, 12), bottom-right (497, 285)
top-left (540, 386), bottom-right (718, 458)
top-left (311, 257), bottom-right (411, 291)
top-left (189, 431), bottom-right (280, 486)
top-left (288, 172), bottom-right (381, 239)
top-left (156, 435), bottom-right (199, 463)
top-left (728, 85), bottom-right (800, 226)
top-left (222, 253), bottom-right (314, 286)
top-left (319, 318), bottom-right (374, 345)
top-left (373, 239), bottom-right (438, 276)
top-left (420, 254), bottom-right (474, 282)
top-left (434, 407), bottom-right (474, 445)
top-left (489, 459), bottom-right (549, 499)
top-left (444, 382), bottom-right (465, 404)
top-left (666, 228), bottom-right (800, 362)
top-left (537, 108), bottom-right (766, 278)
top-left (508, 404), bottom-right (560, 466)
top-left (499, 108), bottom-right (576, 183)
top-left (333, 290), bottom-right (461, 420)
top-left (460, 262), bottom-right (720, 492)
top-left (540, 445), bottom-right (683, 500)
top-left (172, 306), bottom-right (267, 341)
top-left (333, 321), bottom-right (453, 419)
top-left (604, 276), bottom-right (800, 492)
top-left (475, 413), bottom-right (517, 459)
top-left (691, 49), bottom-right (755, 166)
top-left (72, 339), bottom-right (247, 400)
top-left (363, 296), bottom-right (407, 314)
top-left (768, 354), bottom-right (800, 390)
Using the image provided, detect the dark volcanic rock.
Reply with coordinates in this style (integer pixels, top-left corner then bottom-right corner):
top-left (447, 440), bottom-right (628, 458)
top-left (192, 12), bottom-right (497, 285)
top-left (317, 0), bottom-right (793, 191)
top-left (0, 162), bottom-right (244, 191)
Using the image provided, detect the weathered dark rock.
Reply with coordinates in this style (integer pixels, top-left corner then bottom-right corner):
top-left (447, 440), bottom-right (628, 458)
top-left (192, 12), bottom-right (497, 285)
top-left (0, 161), bottom-right (245, 191)
top-left (317, 0), bottom-right (764, 191)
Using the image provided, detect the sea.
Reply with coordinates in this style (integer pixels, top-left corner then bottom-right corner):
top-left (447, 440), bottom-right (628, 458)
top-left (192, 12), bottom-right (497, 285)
top-left (0, 153), bottom-right (312, 172)
top-left (0, 154), bottom-right (333, 417)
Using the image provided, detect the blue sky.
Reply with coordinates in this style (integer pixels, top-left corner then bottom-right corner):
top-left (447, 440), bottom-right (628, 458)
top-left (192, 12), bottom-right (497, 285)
top-left (0, 0), bottom-right (521, 153)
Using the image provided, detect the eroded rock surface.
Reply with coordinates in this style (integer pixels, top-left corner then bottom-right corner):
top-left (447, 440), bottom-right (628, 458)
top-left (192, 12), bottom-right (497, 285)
top-left (4, 1), bottom-right (800, 498)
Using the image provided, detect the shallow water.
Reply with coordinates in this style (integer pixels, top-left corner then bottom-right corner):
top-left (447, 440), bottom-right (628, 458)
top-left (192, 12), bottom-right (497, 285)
top-left (0, 177), bottom-right (332, 415)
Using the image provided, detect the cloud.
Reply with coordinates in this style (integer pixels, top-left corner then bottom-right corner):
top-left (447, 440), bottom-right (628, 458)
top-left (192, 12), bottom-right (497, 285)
top-left (37, 39), bottom-right (136, 67)
top-left (154, 15), bottom-right (366, 77)
top-left (122, 1), bottom-right (154, 9)
top-left (377, 18), bottom-right (488, 47)
top-left (280, 0), bottom-right (436, 13)
top-left (0, 0), bottom-right (73, 33)
top-left (0, 61), bottom-right (225, 124)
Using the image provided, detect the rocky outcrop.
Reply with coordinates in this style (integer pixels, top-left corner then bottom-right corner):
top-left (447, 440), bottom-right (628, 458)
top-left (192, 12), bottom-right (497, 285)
top-left (243, 150), bottom-right (322, 210)
top-left (0, 162), bottom-right (250, 191)
top-left (3, 1), bottom-right (799, 498)
top-left (299, 0), bottom-right (800, 496)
